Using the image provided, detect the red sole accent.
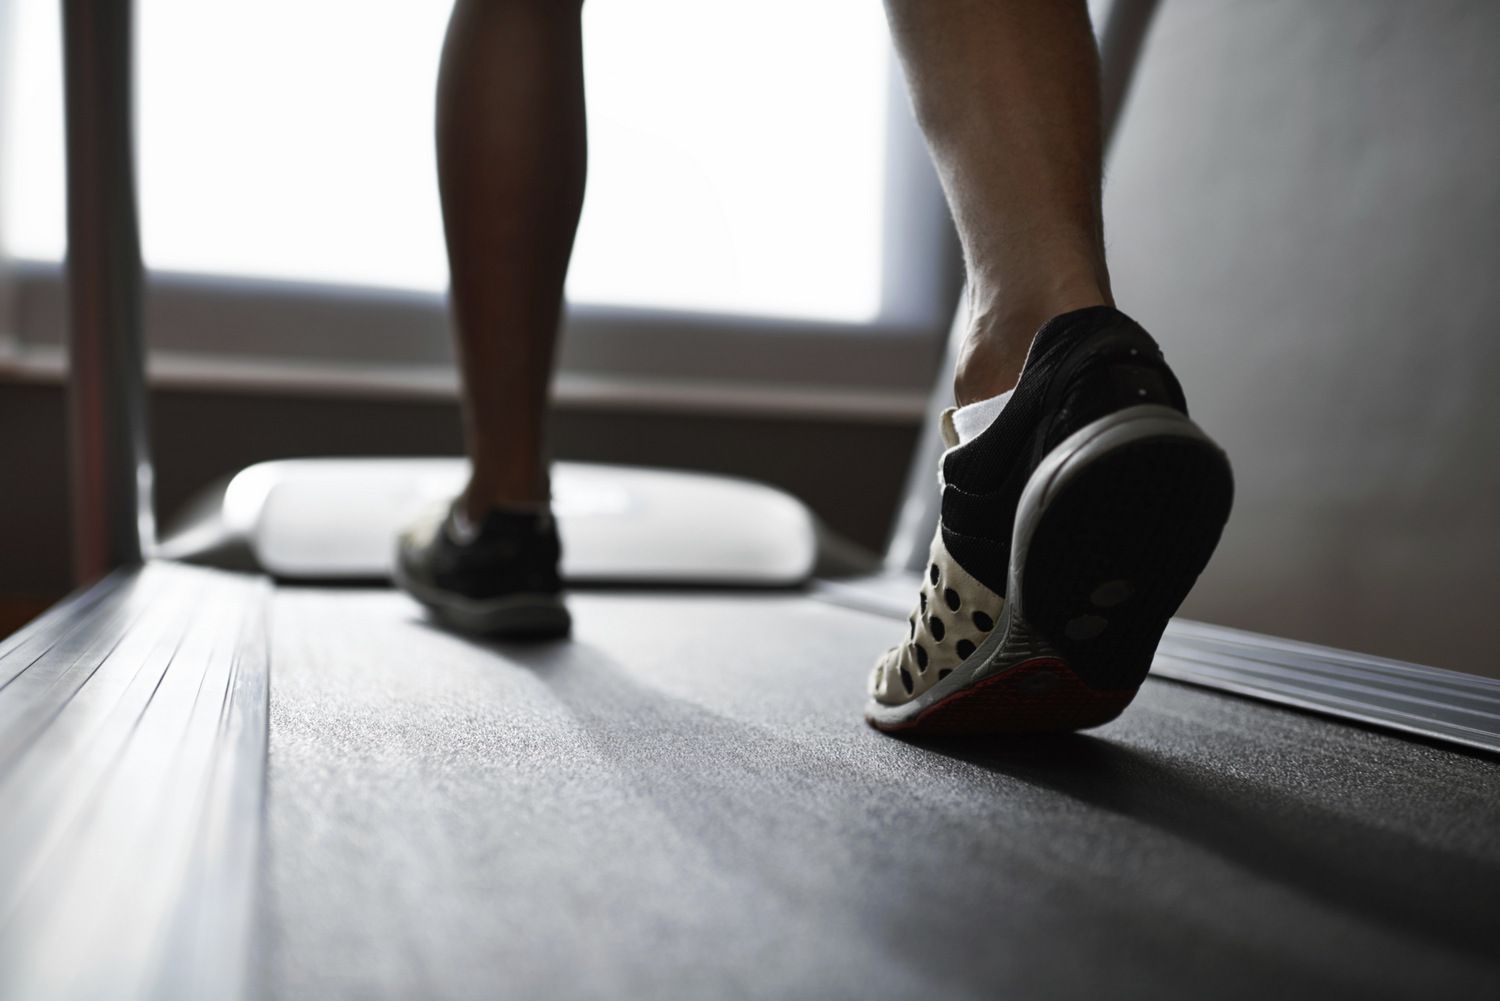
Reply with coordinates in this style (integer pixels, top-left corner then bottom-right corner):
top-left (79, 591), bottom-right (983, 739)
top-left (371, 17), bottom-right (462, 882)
top-left (867, 657), bottom-right (1137, 736)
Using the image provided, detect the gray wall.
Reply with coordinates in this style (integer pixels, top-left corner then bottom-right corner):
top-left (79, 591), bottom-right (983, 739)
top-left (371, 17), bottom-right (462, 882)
top-left (1108, 0), bottom-right (1500, 675)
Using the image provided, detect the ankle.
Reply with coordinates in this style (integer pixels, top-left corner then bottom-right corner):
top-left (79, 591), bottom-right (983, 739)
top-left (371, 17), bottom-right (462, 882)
top-left (462, 474), bottom-right (549, 523)
top-left (953, 283), bottom-right (1112, 405)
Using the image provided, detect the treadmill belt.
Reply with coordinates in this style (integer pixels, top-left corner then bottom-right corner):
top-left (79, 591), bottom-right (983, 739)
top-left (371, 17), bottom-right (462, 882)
top-left (264, 587), bottom-right (1500, 1000)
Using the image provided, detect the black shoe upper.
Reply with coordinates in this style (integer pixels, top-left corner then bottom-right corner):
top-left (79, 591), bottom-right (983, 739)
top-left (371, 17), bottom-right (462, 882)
top-left (399, 506), bottom-right (563, 600)
top-left (940, 306), bottom-right (1188, 596)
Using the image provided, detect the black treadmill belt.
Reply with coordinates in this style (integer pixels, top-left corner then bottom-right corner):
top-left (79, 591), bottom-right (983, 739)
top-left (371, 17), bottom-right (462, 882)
top-left (264, 587), bottom-right (1500, 1000)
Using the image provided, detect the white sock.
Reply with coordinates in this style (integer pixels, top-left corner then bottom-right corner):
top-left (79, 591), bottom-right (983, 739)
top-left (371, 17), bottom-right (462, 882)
top-left (952, 389), bottom-right (1014, 445)
top-left (448, 503), bottom-right (480, 544)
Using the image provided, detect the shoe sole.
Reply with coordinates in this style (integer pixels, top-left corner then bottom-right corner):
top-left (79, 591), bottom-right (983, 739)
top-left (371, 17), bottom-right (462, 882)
top-left (393, 563), bottom-right (571, 638)
top-left (866, 404), bottom-right (1233, 735)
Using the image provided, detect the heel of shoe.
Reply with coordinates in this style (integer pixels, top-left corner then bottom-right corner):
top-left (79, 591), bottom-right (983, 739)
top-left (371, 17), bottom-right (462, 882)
top-left (867, 656), bottom-right (1137, 735)
top-left (1016, 422), bottom-right (1234, 693)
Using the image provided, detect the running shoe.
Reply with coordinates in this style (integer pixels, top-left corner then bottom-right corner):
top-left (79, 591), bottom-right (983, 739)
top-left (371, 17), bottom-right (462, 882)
top-left (867, 306), bottom-right (1233, 734)
top-left (395, 502), bottom-right (571, 637)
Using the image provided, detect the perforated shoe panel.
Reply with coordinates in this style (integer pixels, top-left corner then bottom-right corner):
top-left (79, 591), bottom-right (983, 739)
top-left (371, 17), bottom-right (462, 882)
top-left (870, 527), bottom-right (1005, 705)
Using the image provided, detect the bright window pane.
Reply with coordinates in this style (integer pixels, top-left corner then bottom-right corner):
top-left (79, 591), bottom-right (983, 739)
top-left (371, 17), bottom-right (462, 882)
top-left (2, 0), bottom-right (890, 322)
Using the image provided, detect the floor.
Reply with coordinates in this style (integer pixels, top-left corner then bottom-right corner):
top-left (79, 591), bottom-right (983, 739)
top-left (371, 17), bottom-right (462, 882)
top-left (262, 586), bottom-right (1500, 1000)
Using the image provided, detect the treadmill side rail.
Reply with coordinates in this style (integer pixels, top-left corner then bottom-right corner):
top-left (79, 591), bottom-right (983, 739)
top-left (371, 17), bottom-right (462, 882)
top-left (0, 563), bottom-right (269, 1001)
top-left (815, 572), bottom-right (1500, 756)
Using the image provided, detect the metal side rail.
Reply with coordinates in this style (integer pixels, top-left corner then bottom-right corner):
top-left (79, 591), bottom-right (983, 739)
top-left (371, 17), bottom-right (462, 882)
top-left (815, 572), bottom-right (1500, 756)
top-left (0, 561), bottom-right (269, 1001)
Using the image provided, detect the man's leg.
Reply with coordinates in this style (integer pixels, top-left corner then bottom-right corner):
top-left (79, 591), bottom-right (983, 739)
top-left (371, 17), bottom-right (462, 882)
top-left (394, 0), bottom-right (585, 637)
top-left (438, 0), bottom-right (587, 518)
top-left (885, 0), bottom-right (1110, 404)
top-left (866, 0), bottom-right (1233, 733)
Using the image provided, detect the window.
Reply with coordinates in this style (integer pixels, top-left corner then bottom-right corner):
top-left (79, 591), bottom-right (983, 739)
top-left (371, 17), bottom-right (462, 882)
top-left (6, 0), bottom-right (904, 321)
top-left (1, 1), bottom-right (958, 417)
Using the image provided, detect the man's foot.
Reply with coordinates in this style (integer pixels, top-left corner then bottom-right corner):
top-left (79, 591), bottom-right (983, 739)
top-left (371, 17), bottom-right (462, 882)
top-left (867, 306), bottom-right (1233, 735)
top-left (395, 502), bottom-right (571, 638)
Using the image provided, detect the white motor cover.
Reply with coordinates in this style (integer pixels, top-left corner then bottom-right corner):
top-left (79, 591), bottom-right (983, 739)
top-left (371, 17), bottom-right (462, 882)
top-left (223, 458), bottom-right (816, 585)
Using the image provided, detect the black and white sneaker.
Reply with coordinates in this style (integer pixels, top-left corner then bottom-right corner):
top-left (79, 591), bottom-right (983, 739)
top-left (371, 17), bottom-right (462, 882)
top-left (395, 502), bottom-right (571, 638)
top-left (867, 306), bottom-right (1233, 735)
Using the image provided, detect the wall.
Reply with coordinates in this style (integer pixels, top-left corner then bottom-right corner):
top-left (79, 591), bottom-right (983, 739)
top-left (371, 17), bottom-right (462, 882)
top-left (0, 381), bottom-right (915, 599)
top-left (1107, 0), bottom-right (1500, 675)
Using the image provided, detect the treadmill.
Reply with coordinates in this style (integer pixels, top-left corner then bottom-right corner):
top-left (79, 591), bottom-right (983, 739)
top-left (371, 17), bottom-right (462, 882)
top-left (3, 3), bottom-right (1497, 999)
